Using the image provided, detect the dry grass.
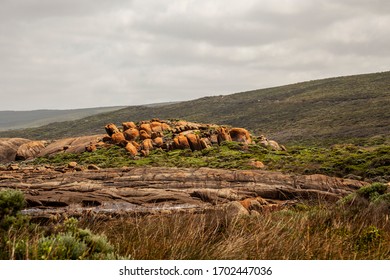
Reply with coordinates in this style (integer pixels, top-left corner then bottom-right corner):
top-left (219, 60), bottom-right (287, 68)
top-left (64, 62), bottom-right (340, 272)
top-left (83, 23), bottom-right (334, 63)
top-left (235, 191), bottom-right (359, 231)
top-left (82, 203), bottom-right (390, 260)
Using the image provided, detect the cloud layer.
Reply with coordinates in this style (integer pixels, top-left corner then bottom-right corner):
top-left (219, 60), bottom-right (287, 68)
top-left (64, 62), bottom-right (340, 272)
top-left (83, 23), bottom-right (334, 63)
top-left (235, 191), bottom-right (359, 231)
top-left (1, 0), bottom-right (389, 110)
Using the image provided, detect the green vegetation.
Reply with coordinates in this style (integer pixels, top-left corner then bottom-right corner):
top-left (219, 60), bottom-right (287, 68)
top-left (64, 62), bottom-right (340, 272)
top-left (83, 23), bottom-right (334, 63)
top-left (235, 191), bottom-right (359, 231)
top-left (33, 142), bottom-right (390, 181)
top-left (1, 71), bottom-right (389, 145)
top-left (0, 188), bottom-right (126, 260)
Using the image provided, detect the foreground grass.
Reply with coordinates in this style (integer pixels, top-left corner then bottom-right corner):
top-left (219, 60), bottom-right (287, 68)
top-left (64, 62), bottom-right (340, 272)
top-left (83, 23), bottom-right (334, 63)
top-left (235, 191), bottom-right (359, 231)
top-left (1, 184), bottom-right (390, 260)
top-left (84, 202), bottom-right (390, 260)
top-left (33, 142), bottom-right (390, 181)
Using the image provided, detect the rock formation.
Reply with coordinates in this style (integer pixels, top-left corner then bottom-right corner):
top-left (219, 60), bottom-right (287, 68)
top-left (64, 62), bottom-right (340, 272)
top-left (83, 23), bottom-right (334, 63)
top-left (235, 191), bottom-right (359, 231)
top-left (0, 119), bottom-right (284, 163)
top-left (102, 119), bottom-right (284, 158)
top-left (0, 166), bottom-right (367, 217)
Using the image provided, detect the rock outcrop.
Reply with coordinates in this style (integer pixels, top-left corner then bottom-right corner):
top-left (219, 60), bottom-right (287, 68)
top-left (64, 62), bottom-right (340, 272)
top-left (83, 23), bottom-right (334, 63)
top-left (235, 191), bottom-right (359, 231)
top-left (0, 138), bottom-right (32, 163)
top-left (102, 119), bottom-right (284, 157)
top-left (0, 166), bottom-right (367, 217)
top-left (0, 119), bottom-right (284, 164)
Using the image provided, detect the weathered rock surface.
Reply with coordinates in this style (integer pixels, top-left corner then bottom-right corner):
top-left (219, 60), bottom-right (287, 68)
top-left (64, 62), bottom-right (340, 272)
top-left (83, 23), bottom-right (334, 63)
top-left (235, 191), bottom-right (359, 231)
top-left (37, 135), bottom-right (105, 157)
top-left (0, 167), bottom-right (367, 217)
top-left (0, 138), bottom-right (31, 163)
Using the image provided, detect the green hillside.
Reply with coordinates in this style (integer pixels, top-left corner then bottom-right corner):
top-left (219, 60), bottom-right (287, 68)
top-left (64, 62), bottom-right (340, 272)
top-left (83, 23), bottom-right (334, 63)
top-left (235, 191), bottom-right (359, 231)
top-left (1, 71), bottom-right (389, 145)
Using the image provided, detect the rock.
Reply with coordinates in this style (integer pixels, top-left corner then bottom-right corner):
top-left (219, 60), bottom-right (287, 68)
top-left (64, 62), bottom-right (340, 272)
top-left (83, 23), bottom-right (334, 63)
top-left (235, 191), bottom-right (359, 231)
top-left (186, 133), bottom-right (203, 151)
top-left (111, 132), bottom-right (126, 145)
top-left (124, 128), bottom-right (140, 141)
top-left (229, 128), bottom-right (252, 144)
top-left (150, 121), bottom-right (164, 133)
top-left (142, 139), bottom-right (154, 151)
top-left (0, 167), bottom-right (368, 217)
top-left (0, 138), bottom-right (31, 163)
top-left (122, 122), bottom-right (136, 131)
top-left (139, 130), bottom-right (151, 140)
top-left (248, 160), bottom-right (265, 169)
top-left (240, 198), bottom-right (266, 212)
top-left (87, 164), bottom-right (100, 170)
top-left (225, 201), bottom-right (250, 218)
top-left (85, 143), bottom-right (97, 153)
top-left (217, 127), bottom-right (232, 144)
top-left (173, 135), bottom-right (191, 150)
top-left (68, 162), bottom-right (78, 168)
top-left (37, 135), bottom-right (105, 157)
top-left (140, 123), bottom-right (152, 135)
top-left (200, 138), bottom-right (211, 149)
top-left (105, 123), bottom-right (120, 136)
top-left (257, 135), bottom-right (284, 151)
top-left (153, 137), bottom-right (164, 147)
top-left (7, 163), bottom-right (20, 171)
top-left (125, 142), bottom-right (138, 157)
top-left (15, 140), bottom-right (47, 161)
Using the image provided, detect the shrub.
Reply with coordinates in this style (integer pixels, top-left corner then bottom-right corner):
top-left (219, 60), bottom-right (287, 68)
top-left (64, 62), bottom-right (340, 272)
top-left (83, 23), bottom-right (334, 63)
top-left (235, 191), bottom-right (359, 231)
top-left (0, 189), bottom-right (25, 219)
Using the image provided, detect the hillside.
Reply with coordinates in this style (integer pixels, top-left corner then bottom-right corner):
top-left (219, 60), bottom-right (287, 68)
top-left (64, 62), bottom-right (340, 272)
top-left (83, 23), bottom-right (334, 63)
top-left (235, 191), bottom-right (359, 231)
top-left (1, 71), bottom-right (389, 145)
top-left (0, 106), bottom-right (125, 131)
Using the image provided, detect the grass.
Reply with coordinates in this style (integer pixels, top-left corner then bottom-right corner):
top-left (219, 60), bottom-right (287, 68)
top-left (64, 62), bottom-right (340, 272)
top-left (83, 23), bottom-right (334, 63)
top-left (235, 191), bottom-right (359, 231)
top-left (82, 198), bottom-right (390, 260)
top-left (32, 142), bottom-right (390, 181)
top-left (2, 183), bottom-right (390, 260)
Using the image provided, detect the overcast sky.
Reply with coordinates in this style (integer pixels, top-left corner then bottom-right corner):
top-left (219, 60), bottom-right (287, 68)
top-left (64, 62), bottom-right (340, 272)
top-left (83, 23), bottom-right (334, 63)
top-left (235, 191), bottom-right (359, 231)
top-left (0, 0), bottom-right (389, 110)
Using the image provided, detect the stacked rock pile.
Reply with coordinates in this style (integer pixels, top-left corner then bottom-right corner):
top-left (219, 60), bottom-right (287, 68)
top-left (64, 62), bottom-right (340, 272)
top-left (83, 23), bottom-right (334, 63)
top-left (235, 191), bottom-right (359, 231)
top-left (102, 118), bottom-right (285, 158)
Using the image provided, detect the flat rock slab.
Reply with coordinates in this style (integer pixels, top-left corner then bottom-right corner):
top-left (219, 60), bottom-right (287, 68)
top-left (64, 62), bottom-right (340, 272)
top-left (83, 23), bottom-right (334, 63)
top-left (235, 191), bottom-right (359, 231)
top-left (0, 167), bottom-right (367, 216)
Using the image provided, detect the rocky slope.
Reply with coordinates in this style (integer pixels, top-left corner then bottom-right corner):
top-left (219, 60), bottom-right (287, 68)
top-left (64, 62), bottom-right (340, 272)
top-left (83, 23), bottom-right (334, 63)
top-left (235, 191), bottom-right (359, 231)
top-left (0, 165), bottom-right (367, 218)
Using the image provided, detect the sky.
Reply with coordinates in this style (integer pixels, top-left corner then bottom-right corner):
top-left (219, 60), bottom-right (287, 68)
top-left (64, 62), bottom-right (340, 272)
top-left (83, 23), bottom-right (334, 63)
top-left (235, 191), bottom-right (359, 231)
top-left (0, 0), bottom-right (389, 111)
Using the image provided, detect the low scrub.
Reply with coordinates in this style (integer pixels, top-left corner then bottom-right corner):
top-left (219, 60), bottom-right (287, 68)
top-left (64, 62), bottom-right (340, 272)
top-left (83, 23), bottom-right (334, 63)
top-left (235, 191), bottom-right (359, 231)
top-left (0, 188), bottom-right (127, 260)
top-left (33, 142), bottom-right (390, 181)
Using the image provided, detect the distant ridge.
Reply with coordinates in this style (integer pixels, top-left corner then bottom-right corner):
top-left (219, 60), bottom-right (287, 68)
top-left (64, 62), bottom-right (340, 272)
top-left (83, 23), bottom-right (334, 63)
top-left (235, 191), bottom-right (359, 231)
top-left (0, 71), bottom-right (389, 145)
top-left (0, 106), bottom-right (125, 131)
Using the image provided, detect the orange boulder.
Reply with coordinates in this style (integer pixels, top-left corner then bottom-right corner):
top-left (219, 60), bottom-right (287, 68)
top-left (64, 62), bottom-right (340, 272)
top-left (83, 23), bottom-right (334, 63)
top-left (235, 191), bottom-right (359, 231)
top-left (142, 139), bottom-right (154, 151)
top-left (122, 122), bottom-right (137, 131)
top-left (111, 132), bottom-right (126, 144)
top-left (229, 128), bottom-right (252, 144)
top-left (124, 128), bottom-right (140, 141)
top-left (125, 142), bottom-right (138, 157)
top-left (186, 133), bottom-right (203, 151)
top-left (105, 123), bottom-right (120, 137)
top-left (173, 135), bottom-right (190, 150)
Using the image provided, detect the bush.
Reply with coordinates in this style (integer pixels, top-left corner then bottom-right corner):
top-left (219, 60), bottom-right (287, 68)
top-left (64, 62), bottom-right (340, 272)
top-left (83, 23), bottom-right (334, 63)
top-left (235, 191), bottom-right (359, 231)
top-left (0, 189), bottom-right (25, 220)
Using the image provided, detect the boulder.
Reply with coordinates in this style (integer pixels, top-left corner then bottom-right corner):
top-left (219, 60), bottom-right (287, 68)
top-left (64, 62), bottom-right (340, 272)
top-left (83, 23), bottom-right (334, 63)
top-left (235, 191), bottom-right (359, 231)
top-left (38, 135), bottom-right (105, 157)
top-left (125, 142), bottom-right (138, 157)
top-left (199, 138), bottom-right (211, 149)
top-left (122, 122), bottom-right (136, 131)
top-left (225, 201), bottom-right (250, 219)
top-left (140, 123), bottom-right (152, 135)
top-left (142, 139), bottom-right (154, 151)
top-left (124, 128), bottom-right (140, 141)
top-left (68, 162), bottom-right (78, 168)
top-left (105, 123), bottom-right (120, 136)
top-left (248, 160), bottom-right (265, 169)
top-left (217, 127), bottom-right (232, 144)
top-left (153, 137), bottom-right (164, 147)
top-left (15, 140), bottom-right (47, 161)
top-left (150, 121), bottom-right (163, 133)
top-left (173, 135), bottom-right (191, 150)
top-left (139, 130), bottom-right (151, 140)
top-left (186, 133), bottom-right (203, 151)
top-left (111, 132), bottom-right (126, 145)
top-left (229, 128), bottom-right (252, 144)
top-left (257, 136), bottom-right (284, 151)
top-left (0, 138), bottom-right (31, 163)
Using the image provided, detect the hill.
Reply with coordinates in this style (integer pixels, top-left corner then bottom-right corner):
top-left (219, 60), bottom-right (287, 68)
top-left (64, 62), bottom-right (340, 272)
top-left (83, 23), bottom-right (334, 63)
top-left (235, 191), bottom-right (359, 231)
top-left (0, 106), bottom-right (125, 131)
top-left (0, 71), bottom-right (389, 145)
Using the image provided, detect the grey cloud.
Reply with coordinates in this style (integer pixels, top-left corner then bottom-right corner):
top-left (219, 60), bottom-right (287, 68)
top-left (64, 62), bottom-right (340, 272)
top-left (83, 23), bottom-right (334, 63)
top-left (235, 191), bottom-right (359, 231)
top-left (0, 0), bottom-right (389, 110)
